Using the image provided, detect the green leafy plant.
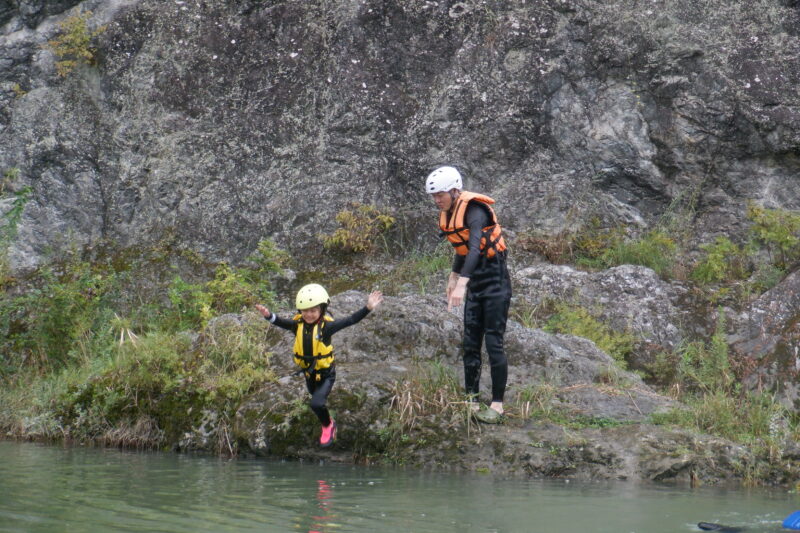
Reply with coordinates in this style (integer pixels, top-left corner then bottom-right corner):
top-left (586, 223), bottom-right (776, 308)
top-left (1, 185), bottom-right (32, 242)
top-left (690, 236), bottom-right (749, 284)
top-left (747, 203), bottom-right (800, 268)
top-left (543, 303), bottom-right (634, 367)
top-left (384, 241), bottom-right (451, 295)
top-left (1, 167), bottom-right (20, 196)
top-left (323, 203), bottom-right (395, 253)
top-left (675, 311), bottom-right (733, 395)
top-left (165, 262), bottom-right (277, 330)
top-left (590, 230), bottom-right (678, 277)
top-left (44, 11), bottom-right (106, 77)
top-left (650, 310), bottom-right (795, 445)
top-left (247, 238), bottom-right (289, 277)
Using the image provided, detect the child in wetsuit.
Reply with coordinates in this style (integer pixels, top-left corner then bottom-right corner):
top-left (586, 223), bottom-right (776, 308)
top-left (255, 284), bottom-right (383, 447)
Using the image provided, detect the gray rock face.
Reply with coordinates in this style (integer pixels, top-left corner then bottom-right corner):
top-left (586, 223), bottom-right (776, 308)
top-left (513, 263), bottom-right (690, 373)
top-left (730, 269), bottom-right (800, 407)
top-left (2, 0), bottom-right (799, 269)
top-left (1, 1), bottom-right (83, 30)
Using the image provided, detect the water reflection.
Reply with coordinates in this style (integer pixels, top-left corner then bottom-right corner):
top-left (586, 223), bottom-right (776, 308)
top-left (1, 441), bottom-right (798, 533)
top-left (306, 479), bottom-right (336, 533)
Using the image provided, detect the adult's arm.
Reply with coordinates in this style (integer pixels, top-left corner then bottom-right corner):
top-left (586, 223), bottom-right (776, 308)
top-left (452, 203), bottom-right (490, 278)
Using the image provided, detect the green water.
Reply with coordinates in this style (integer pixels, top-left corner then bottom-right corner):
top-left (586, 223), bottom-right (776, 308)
top-left (1, 440), bottom-right (797, 532)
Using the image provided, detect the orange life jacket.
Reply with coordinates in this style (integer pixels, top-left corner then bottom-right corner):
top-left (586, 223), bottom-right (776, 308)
top-left (439, 191), bottom-right (506, 259)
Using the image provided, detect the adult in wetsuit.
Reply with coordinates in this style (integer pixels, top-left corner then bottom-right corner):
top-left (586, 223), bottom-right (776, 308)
top-left (426, 166), bottom-right (512, 422)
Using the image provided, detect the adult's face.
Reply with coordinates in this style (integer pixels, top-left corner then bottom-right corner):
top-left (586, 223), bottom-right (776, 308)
top-left (431, 190), bottom-right (456, 211)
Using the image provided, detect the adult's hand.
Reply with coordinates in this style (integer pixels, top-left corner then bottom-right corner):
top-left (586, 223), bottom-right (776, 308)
top-left (445, 272), bottom-right (459, 301)
top-left (448, 276), bottom-right (469, 309)
top-left (255, 304), bottom-right (271, 318)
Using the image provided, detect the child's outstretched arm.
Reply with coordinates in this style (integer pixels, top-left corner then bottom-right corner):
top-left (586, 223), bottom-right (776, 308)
top-left (255, 304), bottom-right (295, 331)
top-left (322, 291), bottom-right (382, 338)
top-left (255, 304), bottom-right (271, 319)
top-left (366, 290), bottom-right (383, 311)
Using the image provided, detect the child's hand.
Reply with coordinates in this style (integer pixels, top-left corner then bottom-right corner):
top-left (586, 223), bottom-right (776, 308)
top-left (366, 290), bottom-right (384, 310)
top-left (255, 304), bottom-right (271, 318)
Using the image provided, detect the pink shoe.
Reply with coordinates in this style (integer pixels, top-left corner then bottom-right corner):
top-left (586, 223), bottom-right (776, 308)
top-left (320, 419), bottom-right (336, 448)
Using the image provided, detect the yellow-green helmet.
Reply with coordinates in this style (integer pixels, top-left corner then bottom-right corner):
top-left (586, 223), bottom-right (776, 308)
top-left (295, 283), bottom-right (330, 310)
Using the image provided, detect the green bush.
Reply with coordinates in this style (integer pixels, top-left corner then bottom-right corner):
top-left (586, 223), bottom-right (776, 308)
top-left (651, 390), bottom-right (789, 444)
top-left (165, 262), bottom-right (277, 330)
top-left (50, 321), bottom-right (275, 448)
top-left (248, 238), bottom-right (289, 277)
top-left (0, 259), bottom-right (119, 372)
top-left (384, 241), bottom-right (451, 295)
top-left (650, 310), bottom-right (795, 444)
top-left (323, 203), bottom-right (395, 254)
top-left (44, 11), bottom-right (106, 77)
top-left (543, 304), bottom-right (634, 367)
top-left (747, 203), bottom-right (800, 268)
top-left (594, 230), bottom-right (677, 277)
top-left (690, 236), bottom-right (749, 284)
top-left (675, 311), bottom-right (732, 395)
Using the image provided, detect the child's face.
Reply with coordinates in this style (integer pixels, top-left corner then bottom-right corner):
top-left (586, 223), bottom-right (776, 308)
top-left (301, 305), bottom-right (321, 323)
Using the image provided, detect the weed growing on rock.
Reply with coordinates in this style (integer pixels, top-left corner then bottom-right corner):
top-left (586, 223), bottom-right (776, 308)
top-left (747, 203), bottom-right (800, 269)
top-left (690, 236), bottom-right (750, 284)
top-left (11, 83), bottom-right (26, 98)
top-left (543, 303), bottom-right (634, 368)
top-left (381, 361), bottom-right (475, 458)
top-left (586, 230), bottom-right (678, 278)
top-left (519, 223), bottom-right (678, 278)
top-left (513, 382), bottom-right (558, 419)
top-left (382, 241), bottom-right (451, 295)
top-left (0, 180), bottom-right (32, 287)
top-left (651, 312), bottom-right (796, 445)
top-left (323, 203), bottom-right (395, 254)
top-left (44, 11), bottom-right (106, 77)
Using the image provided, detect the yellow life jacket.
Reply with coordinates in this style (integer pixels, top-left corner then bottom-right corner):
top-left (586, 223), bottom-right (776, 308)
top-left (292, 314), bottom-right (334, 380)
top-left (439, 191), bottom-right (507, 259)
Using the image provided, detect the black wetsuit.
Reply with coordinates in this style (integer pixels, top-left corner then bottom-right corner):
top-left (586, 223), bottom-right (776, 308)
top-left (449, 202), bottom-right (512, 403)
top-left (266, 307), bottom-right (371, 425)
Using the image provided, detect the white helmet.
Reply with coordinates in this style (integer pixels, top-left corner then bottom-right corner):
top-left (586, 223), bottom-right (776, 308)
top-left (425, 166), bottom-right (463, 194)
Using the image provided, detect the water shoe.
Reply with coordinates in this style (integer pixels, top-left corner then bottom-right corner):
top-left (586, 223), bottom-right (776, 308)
top-left (320, 419), bottom-right (337, 447)
top-left (473, 406), bottom-right (504, 424)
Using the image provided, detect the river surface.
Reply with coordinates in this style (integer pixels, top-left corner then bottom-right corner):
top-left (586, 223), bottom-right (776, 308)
top-left (1, 440), bottom-right (798, 532)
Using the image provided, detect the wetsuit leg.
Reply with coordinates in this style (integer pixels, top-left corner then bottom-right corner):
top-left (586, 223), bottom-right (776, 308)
top-left (306, 368), bottom-right (336, 426)
top-left (462, 290), bottom-right (485, 399)
top-left (483, 292), bottom-right (511, 403)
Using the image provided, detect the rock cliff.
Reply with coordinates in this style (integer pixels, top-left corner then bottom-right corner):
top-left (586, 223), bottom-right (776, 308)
top-left (1, 0), bottom-right (799, 479)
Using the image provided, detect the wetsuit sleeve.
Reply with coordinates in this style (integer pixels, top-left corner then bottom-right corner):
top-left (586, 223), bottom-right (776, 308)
top-left (322, 306), bottom-right (371, 340)
top-left (452, 254), bottom-right (465, 274)
top-left (455, 203), bottom-right (489, 278)
top-left (267, 313), bottom-right (296, 331)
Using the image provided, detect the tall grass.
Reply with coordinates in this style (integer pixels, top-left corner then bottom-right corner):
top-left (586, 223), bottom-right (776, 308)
top-left (379, 360), bottom-right (476, 457)
top-left (651, 312), bottom-right (796, 447)
top-left (383, 241), bottom-right (452, 295)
